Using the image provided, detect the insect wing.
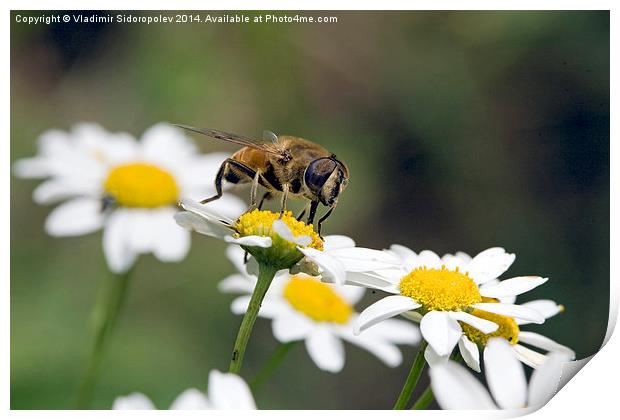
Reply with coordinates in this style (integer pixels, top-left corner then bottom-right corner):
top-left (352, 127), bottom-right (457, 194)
top-left (263, 130), bottom-right (279, 144)
top-left (174, 124), bottom-right (284, 156)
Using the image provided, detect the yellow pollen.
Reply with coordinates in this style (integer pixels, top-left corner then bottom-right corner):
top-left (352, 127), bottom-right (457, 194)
top-left (399, 266), bottom-right (481, 312)
top-left (461, 308), bottom-right (520, 346)
top-left (234, 209), bottom-right (323, 250)
top-left (283, 275), bottom-right (352, 324)
top-left (104, 163), bottom-right (178, 208)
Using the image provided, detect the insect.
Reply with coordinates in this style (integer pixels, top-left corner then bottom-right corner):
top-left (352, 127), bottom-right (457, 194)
top-left (175, 125), bottom-right (349, 235)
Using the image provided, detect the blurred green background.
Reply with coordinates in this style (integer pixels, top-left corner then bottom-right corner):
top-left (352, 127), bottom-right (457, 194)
top-left (11, 11), bottom-right (609, 409)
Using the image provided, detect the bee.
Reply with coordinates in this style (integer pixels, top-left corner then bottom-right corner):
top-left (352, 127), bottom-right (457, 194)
top-left (175, 125), bottom-right (349, 235)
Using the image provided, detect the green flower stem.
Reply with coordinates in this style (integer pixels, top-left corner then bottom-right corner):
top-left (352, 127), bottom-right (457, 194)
top-left (229, 263), bottom-right (279, 374)
top-left (410, 385), bottom-right (434, 410)
top-left (393, 340), bottom-right (428, 410)
top-left (408, 346), bottom-right (462, 409)
top-left (250, 341), bottom-right (297, 392)
top-left (76, 268), bottom-right (134, 409)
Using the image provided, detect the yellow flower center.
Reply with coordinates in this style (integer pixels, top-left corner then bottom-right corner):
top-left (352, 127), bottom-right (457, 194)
top-left (235, 209), bottom-right (323, 250)
top-left (399, 266), bottom-right (481, 312)
top-left (233, 209), bottom-right (323, 269)
top-left (283, 275), bottom-right (352, 324)
top-left (460, 304), bottom-right (520, 346)
top-left (104, 163), bottom-right (179, 208)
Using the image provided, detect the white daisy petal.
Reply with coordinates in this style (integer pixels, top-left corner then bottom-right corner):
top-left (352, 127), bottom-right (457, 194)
top-left (207, 370), bottom-right (256, 409)
top-left (332, 284), bottom-right (366, 305)
top-left (169, 389), bottom-right (211, 410)
top-left (499, 295), bottom-right (517, 305)
top-left (517, 332), bottom-right (575, 359)
top-left (420, 311), bottom-right (462, 357)
top-left (481, 278), bottom-right (499, 288)
top-left (484, 338), bottom-right (527, 409)
top-left (441, 254), bottom-right (466, 271)
top-left (449, 311), bottom-right (499, 334)
top-left (174, 211), bottom-right (232, 239)
top-left (305, 326), bottom-right (345, 373)
top-left (458, 335), bottom-right (481, 372)
top-left (230, 293), bottom-right (290, 319)
top-left (225, 245), bottom-right (250, 276)
top-left (455, 251), bottom-right (473, 262)
top-left (225, 235), bottom-right (273, 248)
top-left (516, 300), bottom-right (563, 325)
top-left (13, 156), bottom-right (54, 178)
top-left (323, 235), bottom-right (355, 250)
top-left (124, 209), bottom-right (156, 254)
top-left (266, 271), bottom-right (291, 295)
top-left (113, 393), bottom-right (156, 410)
top-left (424, 344), bottom-right (448, 368)
top-left (354, 295), bottom-right (421, 334)
top-left (140, 123), bottom-right (197, 166)
top-left (327, 247), bottom-right (402, 271)
top-left (513, 344), bottom-right (546, 369)
top-left (338, 327), bottom-right (403, 367)
top-left (44, 197), bottom-right (104, 237)
top-left (230, 296), bottom-right (284, 319)
top-left (230, 296), bottom-right (250, 315)
top-left (72, 123), bottom-right (138, 165)
top-left (245, 255), bottom-right (260, 276)
top-left (178, 151), bottom-right (228, 181)
top-left (272, 219), bottom-right (311, 246)
top-left (416, 250), bottom-right (443, 269)
top-left (33, 178), bottom-right (100, 204)
top-left (388, 244), bottom-right (417, 268)
top-left (468, 247), bottom-right (516, 284)
top-left (480, 276), bottom-right (548, 298)
top-left (344, 271), bottom-right (399, 290)
top-left (178, 198), bottom-right (234, 225)
top-left (472, 303), bottom-right (545, 324)
top-left (298, 247), bottom-right (346, 285)
top-left (401, 310), bottom-right (424, 323)
top-left (528, 352), bottom-right (572, 408)
top-left (430, 361), bottom-right (497, 409)
top-left (151, 208), bottom-right (191, 262)
top-left (103, 209), bottom-right (138, 274)
top-left (272, 311), bottom-right (315, 342)
top-left (218, 274), bottom-right (255, 294)
top-left (199, 194), bottom-right (246, 221)
top-left (363, 317), bottom-right (421, 344)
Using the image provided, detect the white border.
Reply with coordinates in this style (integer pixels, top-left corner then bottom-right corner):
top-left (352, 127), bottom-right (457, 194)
top-left (3, 1), bottom-right (616, 419)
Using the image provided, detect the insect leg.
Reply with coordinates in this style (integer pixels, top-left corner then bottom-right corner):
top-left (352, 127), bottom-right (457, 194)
top-left (279, 184), bottom-right (290, 218)
top-left (200, 160), bottom-right (226, 204)
top-left (200, 158), bottom-right (257, 204)
top-left (296, 201), bottom-right (311, 221)
top-left (249, 171), bottom-right (261, 209)
top-left (317, 205), bottom-right (336, 236)
top-left (258, 192), bottom-right (272, 210)
top-left (307, 200), bottom-right (320, 225)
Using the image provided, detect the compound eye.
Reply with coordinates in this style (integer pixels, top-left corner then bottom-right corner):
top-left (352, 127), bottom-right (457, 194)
top-left (304, 158), bottom-right (337, 193)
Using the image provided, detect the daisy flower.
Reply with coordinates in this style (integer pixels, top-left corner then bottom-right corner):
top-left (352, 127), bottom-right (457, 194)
top-left (113, 370), bottom-right (256, 410)
top-left (353, 247), bottom-right (548, 358)
top-left (425, 297), bottom-right (574, 372)
top-left (399, 250), bottom-right (575, 371)
top-left (13, 122), bottom-right (245, 273)
top-left (175, 199), bottom-right (323, 270)
top-left (430, 337), bottom-right (571, 410)
top-left (175, 199), bottom-right (330, 374)
top-left (219, 245), bottom-right (421, 372)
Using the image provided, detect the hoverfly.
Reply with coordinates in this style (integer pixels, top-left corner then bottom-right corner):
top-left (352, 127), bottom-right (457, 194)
top-left (175, 125), bottom-right (349, 234)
